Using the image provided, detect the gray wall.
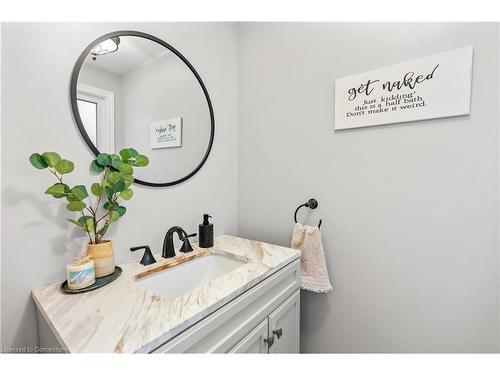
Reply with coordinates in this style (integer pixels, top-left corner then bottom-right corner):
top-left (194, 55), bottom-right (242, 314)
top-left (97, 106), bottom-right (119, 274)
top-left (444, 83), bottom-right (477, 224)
top-left (121, 51), bottom-right (211, 183)
top-left (1, 22), bottom-right (238, 348)
top-left (237, 23), bottom-right (500, 352)
top-left (78, 64), bottom-right (124, 147)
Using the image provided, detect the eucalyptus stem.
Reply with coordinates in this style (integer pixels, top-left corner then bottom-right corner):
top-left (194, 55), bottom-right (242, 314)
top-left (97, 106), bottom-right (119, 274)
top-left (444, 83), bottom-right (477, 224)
top-left (49, 168), bottom-right (63, 183)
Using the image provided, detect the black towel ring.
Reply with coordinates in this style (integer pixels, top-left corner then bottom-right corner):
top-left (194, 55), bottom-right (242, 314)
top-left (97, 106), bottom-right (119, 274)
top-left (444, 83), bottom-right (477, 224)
top-left (294, 198), bottom-right (322, 228)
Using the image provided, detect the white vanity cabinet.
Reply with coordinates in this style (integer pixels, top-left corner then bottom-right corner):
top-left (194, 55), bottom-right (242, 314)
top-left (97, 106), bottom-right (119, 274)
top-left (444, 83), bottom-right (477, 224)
top-left (230, 290), bottom-right (300, 353)
top-left (152, 259), bottom-right (301, 353)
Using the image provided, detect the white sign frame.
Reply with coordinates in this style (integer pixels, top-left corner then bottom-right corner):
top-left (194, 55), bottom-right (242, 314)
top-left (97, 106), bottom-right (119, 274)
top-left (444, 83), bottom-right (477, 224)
top-left (150, 117), bottom-right (183, 149)
top-left (334, 46), bottom-right (473, 130)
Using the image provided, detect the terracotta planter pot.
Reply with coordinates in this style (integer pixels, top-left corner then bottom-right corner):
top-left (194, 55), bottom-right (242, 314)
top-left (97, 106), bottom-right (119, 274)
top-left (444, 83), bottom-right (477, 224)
top-left (87, 240), bottom-right (115, 277)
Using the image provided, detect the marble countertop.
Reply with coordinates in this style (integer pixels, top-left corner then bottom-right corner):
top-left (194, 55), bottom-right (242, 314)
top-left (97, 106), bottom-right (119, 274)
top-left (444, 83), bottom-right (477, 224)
top-left (32, 235), bottom-right (300, 353)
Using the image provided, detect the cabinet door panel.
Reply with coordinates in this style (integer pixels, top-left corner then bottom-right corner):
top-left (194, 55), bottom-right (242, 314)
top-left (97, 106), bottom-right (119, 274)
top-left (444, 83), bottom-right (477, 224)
top-left (229, 318), bottom-right (269, 353)
top-left (269, 290), bottom-right (300, 353)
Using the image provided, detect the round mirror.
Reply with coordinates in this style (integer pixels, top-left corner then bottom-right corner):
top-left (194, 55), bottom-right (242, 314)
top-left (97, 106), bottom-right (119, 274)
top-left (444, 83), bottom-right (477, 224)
top-left (70, 31), bottom-right (214, 187)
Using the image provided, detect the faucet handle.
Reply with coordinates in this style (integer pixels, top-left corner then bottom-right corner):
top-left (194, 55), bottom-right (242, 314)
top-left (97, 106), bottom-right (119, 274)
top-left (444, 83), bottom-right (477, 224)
top-left (180, 232), bottom-right (197, 241)
top-left (130, 245), bottom-right (157, 266)
top-left (179, 233), bottom-right (197, 253)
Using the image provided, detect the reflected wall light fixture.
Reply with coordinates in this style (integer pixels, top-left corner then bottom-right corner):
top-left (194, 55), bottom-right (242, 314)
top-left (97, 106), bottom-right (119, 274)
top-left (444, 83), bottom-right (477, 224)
top-left (90, 37), bottom-right (121, 60)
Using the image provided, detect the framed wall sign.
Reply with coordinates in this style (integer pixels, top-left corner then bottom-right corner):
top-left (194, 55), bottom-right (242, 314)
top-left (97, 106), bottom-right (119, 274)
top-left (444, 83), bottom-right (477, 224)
top-left (334, 46), bottom-right (474, 130)
top-left (150, 117), bottom-right (183, 149)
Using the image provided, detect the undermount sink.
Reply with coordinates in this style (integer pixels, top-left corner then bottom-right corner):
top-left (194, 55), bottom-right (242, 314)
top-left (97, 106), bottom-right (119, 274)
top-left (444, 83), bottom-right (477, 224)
top-left (136, 254), bottom-right (246, 298)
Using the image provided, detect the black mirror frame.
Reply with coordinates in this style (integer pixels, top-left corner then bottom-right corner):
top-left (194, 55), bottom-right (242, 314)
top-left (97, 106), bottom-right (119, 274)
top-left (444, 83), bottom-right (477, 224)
top-left (70, 30), bottom-right (215, 188)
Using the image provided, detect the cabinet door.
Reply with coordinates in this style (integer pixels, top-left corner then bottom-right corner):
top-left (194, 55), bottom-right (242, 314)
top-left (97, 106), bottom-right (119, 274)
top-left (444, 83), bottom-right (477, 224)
top-left (268, 290), bottom-right (300, 353)
top-left (228, 318), bottom-right (269, 353)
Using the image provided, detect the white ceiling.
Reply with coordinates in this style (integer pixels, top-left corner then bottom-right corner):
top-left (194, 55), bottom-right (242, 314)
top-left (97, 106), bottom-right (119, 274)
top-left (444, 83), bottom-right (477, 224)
top-left (83, 36), bottom-right (168, 76)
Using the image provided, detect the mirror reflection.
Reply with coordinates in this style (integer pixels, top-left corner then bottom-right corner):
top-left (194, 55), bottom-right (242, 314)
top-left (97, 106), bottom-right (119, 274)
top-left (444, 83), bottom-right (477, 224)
top-left (74, 34), bottom-right (213, 186)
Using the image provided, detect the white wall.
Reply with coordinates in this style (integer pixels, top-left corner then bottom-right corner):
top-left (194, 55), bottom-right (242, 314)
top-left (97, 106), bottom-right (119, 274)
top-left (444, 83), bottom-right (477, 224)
top-left (237, 23), bottom-right (500, 352)
top-left (1, 22), bottom-right (238, 349)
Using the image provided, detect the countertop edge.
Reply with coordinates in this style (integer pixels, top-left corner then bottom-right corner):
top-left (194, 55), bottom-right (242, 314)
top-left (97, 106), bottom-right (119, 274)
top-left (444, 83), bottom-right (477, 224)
top-left (32, 289), bottom-right (70, 353)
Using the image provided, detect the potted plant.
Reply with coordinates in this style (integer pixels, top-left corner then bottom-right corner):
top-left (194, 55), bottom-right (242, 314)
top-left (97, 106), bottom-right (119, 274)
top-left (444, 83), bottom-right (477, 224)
top-left (29, 148), bottom-right (149, 277)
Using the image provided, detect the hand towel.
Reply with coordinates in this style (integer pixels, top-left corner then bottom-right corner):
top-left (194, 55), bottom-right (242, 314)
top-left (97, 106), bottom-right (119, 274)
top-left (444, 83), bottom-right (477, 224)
top-left (291, 223), bottom-right (332, 293)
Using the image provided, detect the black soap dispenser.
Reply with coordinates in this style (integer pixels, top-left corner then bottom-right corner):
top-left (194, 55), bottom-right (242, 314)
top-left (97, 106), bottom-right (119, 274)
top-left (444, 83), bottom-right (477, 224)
top-left (199, 214), bottom-right (214, 248)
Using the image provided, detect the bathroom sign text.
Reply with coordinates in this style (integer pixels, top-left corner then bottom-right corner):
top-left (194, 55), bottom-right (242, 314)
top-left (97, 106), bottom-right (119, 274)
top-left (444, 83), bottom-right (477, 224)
top-left (150, 117), bottom-right (182, 149)
top-left (334, 46), bottom-right (473, 130)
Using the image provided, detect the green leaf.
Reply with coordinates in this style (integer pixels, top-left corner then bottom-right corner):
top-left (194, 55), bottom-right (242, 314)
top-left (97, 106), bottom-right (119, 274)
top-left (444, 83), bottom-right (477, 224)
top-left (55, 159), bottom-right (74, 174)
top-left (109, 210), bottom-right (120, 222)
top-left (77, 215), bottom-right (93, 227)
top-left (107, 171), bottom-right (121, 184)
top-left (120, 188), bottom-right (133, 200)
top-left (116, 205), bottom-right (126, 217)
top-left (45, 183), bottom-right (69, 198)
top-left (110, 154), bottom-right (122, 170)
top-left (67, 219), bottom-right (82, 228)
top-left (122, 174), bottom-right (134, 188)
top-left (71, 185), bottom-right (88, 201)
top-left (119, 148), bottom-right (139, 162)
top-left (91, 183), bottom-right (103, 196)
top-left (113, 180), bottom-right (125, 193)
top-left (84, 217), bottom-right (95, 233)
top-left (128, 148), bottom-right (139, 158)
top-left (66, 201), bottom-right (86, 211)
top-left (103, 201), bottom-right (117, 210)
top-left (130, 155), bottom-right (149, 167)
top-left (66, 194), bottom-right (78, 202)
top-left (70, 216), bottom-right (92, 232)
top-left (111, 161), bottom-right (123, 171)
top-left (29, 153), bottom-right (48, 169)
top-left (90, 160), bottom-right (104, 173)
top-left (119, 149), bottom-right (131, 161)
top-left (41, 152), bottom-right (61, 167)
top-left (96, 153), bottom-right (111, 167)
top-left (98, 224), bottom-right (109, 236)
top-left (119, 163), bottom-right (133, 174)
top-left (104, 186), bottom-right (114, 199)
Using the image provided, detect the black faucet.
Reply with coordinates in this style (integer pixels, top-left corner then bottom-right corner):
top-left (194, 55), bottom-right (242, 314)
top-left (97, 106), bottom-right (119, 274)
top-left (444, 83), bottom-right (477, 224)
top-left (162, 226), bottom-right (197, 258)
